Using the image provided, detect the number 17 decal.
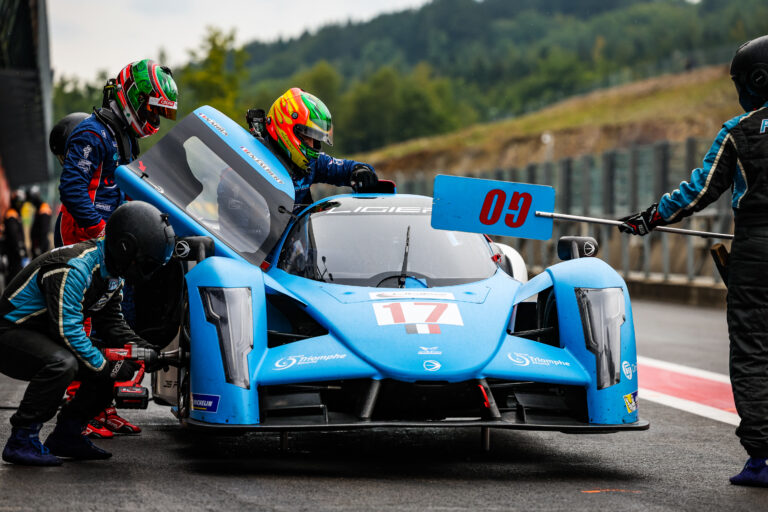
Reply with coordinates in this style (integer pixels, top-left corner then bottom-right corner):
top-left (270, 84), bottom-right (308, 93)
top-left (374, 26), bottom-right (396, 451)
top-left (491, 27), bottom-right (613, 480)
top-left (373, 302), bottom-right (463, 326)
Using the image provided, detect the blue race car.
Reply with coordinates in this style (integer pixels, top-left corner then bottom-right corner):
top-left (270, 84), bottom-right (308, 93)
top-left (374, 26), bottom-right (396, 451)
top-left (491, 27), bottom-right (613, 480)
top-left (116, 106), bottom-right (648, 436)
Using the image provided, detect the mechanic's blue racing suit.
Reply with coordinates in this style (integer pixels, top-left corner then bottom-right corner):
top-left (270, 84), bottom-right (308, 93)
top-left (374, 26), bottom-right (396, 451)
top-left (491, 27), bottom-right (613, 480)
top-left (55, 113), bottom-right (135, 247)
top-left (0, 239), bottom-right (147, 428)
top-left (656, 102), bottom-right (768, 459)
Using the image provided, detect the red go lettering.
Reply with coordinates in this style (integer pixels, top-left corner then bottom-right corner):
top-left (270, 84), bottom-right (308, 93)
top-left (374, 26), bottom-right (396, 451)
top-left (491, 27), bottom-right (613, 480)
top-left (478, 189), bottom-right (532, 228)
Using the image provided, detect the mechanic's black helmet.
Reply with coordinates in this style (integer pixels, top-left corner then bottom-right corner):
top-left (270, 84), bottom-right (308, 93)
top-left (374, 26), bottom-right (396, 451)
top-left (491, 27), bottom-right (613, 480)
top-left (49, 112), bottom-right (89, 160)
top-left (104, 201), bottom-right (176, 282)
top-left (730, 35), bottom-right (768, 111)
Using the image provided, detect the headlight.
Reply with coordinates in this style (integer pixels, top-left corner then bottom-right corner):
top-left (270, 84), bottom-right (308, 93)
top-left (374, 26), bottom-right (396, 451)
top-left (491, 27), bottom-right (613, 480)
top-left (575, 287), bottom-right (625, 390)
top-left (201, 287), bottom-right (253, 389)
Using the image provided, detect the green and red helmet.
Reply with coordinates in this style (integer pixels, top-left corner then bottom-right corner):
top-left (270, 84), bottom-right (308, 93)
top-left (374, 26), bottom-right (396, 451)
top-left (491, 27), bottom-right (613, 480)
top-left (115, 59), bottom-right (178, 138)
top-left (266, 87), bottom-right (333, 170)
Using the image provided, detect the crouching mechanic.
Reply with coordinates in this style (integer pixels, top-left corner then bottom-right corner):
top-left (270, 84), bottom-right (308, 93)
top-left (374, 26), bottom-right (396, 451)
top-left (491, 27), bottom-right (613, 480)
top-left (0, 201), bottom-right (175, 466)
top-left (246, 87), bottom-right (378, 212)
top-left (618, 35), bottom-right (768, 487)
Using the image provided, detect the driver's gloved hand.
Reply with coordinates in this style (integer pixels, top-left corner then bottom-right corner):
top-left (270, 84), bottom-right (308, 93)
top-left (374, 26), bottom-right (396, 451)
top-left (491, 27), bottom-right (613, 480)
top-left (350, 165), bottom-right (378, 192)
top-left (618, 203), bottom-right (668, 236)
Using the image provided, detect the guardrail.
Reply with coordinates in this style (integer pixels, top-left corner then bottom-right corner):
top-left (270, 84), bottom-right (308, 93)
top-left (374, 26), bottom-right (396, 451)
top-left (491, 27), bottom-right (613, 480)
top-left (383, 137), bottom-right (732, 285)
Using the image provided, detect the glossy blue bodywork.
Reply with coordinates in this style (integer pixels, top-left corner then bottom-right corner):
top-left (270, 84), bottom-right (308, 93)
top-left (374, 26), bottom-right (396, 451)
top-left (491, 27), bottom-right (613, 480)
top-left (115, 106), bottom-right (643, 431)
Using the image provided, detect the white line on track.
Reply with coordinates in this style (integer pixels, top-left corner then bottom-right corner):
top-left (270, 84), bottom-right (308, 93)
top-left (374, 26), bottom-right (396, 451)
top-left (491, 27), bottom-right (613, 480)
top-left (637, 355), bottom-right (731, 384)
top-left (638, 388), bottom-right (740, 426)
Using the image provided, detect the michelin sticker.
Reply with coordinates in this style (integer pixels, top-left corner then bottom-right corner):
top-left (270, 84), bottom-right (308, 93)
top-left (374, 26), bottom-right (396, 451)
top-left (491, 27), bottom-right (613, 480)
top-left (192, 393), bottom-right (220, 413)
top-left (623, 391), bottom-right (638, 414)
top-left (274, 354), bottom-right (347, 371)
top-left (507, 352), bottom-right (571, 367)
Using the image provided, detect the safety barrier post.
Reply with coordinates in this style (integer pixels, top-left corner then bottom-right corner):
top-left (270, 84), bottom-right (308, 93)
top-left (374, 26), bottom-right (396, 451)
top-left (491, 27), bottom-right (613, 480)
top-left (655, 142), bottom-right (671, 280)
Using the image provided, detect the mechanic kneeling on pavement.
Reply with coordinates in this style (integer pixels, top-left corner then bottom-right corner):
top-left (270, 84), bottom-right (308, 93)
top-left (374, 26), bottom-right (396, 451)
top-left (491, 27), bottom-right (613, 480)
top-left (0, 201), bottom-right (175, 466)
top-left (619, 35), bottom-right (768, 488)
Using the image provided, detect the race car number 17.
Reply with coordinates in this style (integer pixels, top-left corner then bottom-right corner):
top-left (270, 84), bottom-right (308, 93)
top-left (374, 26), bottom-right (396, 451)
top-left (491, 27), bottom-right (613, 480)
top-left (373, 302), bottom-right (464, 327)
top-left (431, 175), bottom-right (555, 240)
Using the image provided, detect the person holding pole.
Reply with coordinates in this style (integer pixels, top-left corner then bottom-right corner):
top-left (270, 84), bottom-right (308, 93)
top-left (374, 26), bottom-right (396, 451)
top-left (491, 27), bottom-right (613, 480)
top-left (618, 36), bottom-right (768, 487)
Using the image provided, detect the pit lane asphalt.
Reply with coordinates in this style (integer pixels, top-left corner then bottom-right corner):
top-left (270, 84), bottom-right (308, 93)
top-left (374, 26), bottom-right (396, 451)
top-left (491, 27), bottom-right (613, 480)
top-left (0, 300), bottom-right (764, 511)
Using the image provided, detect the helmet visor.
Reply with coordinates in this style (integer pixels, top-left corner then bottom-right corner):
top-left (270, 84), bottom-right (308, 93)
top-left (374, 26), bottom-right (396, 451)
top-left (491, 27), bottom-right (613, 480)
top-left (148, 95), bottom-right (178, 121)
top-left (295, 123), bottom-right (333, 147)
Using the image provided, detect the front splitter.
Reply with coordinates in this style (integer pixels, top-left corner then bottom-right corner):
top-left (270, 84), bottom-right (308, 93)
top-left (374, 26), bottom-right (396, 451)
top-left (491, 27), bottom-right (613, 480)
top-left (185, 416), bottom-right (650, 433)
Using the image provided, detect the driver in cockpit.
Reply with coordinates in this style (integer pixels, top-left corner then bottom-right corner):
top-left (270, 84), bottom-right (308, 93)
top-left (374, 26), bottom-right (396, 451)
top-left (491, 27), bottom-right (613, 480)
top-left (246, 88), bottom-right (378, 213)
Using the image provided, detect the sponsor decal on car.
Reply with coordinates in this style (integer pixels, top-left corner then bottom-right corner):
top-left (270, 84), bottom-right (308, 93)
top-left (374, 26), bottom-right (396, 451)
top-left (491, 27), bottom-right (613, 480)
top-left (323, 206), bottom-right (432, 215)
top-left (507, 352), bottom-right (572, 367)
top-left (192, 393), bottom-right (220, 413)
top-left (369, 291), bottom-right (455, 300)
top-left (417, 346), bottom-right (442, 355)
top-left (239, 146), bottom-right (283, 184)
top-left (623, 391), bottom-right (638, 413)
top-left (174, 240), bottom-right (191, 259)
top-left (273, 353), bottom-right (347, 371)
top-left (197, 112), bottom-right (228, 136)
top-left (406, 324), bottom-right (441, 334)
top-left (622, 360), bottom-right (636, 380)
top-left (423, 360), bottom-right (441, 371)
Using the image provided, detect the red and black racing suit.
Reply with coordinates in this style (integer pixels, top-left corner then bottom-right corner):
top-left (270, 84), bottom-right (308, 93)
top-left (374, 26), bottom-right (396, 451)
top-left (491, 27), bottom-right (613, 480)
top-left (54, 113), bottom-right (134, 247)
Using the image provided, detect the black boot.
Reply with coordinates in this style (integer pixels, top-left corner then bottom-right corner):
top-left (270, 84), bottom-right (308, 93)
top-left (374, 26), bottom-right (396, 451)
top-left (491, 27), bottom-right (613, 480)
top-left (2, 423), bottom-right (62, 466)
top-left (44, 417), bottom-right (111, 460)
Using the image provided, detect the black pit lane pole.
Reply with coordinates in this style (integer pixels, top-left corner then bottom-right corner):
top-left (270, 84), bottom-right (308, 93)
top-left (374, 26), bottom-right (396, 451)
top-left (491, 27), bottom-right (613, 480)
top-left (535, 211), bottom-right (732, 283)
top-left (534, 211), bottom-right (734, 240)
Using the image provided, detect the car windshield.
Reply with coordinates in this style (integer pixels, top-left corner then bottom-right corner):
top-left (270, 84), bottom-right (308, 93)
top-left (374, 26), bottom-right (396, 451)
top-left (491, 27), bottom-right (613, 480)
top-left (277, 196), bottom-right (498, 287)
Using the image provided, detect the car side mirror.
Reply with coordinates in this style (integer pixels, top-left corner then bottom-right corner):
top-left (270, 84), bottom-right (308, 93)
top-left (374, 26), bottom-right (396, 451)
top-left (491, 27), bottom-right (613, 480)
top-left (173, 236), bottom-right (215, 263)
top-left (557, 236), bottom-right (598, 261)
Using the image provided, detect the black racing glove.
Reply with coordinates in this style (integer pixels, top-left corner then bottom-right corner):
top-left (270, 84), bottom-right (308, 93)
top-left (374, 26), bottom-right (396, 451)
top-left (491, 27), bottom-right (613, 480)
top-left (109, 359), bottom-right (136, 381)
top-left (618, 203), bottom-right (668, 236)
top-left (350, 165), bottom-right (378, 192)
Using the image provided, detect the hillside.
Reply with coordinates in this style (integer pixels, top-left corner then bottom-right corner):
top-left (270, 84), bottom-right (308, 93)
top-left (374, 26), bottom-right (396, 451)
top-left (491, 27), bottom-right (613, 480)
top-left (360, 65), bottom-right (739, 175)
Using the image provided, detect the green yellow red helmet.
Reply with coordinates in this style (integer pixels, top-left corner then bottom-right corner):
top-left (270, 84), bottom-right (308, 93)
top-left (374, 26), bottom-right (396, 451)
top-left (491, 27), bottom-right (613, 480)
top-left (115, 59), bottom-right (178, 138)
top-left (266, 87), bottom-right (333, 170)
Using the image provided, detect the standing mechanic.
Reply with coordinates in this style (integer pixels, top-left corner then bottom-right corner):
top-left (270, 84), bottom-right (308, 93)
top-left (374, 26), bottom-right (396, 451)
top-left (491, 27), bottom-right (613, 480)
top-left (619, 36), bottom-right (768, 487)
top-left (52, 59), bottom-right (178, 435)
top-left (55, 59), bottom-right (177, 246)
top-left (0, 201), bottom-right (175, 466)
top-left (245, 88), bottom-right (378, 212)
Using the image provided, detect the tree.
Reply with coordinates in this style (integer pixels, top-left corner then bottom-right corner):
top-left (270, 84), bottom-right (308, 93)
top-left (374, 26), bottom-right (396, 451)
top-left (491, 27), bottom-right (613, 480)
top-left (180, 27), bottom-right (248, 121)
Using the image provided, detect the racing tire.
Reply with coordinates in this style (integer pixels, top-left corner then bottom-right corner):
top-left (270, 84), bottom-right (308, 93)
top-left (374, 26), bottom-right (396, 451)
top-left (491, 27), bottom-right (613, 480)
top-left (177, 295), bottom-right (191, 423)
